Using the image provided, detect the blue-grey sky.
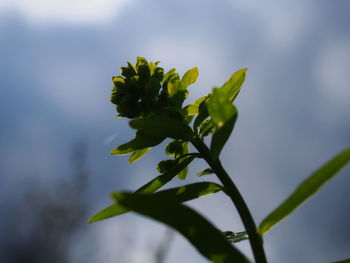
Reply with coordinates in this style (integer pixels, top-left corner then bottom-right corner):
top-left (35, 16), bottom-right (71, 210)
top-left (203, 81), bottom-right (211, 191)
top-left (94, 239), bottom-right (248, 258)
top-left (1, 1), bottom-right (350, 262)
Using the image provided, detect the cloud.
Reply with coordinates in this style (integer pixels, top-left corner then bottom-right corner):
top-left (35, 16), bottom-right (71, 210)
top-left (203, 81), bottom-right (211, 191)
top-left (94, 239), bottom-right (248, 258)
top-left (39, 58), bottom-right (110, 124)
top-left (0, 0), bottom-right (133, 24)
top-left (313, 38), bottom-right (350, 114)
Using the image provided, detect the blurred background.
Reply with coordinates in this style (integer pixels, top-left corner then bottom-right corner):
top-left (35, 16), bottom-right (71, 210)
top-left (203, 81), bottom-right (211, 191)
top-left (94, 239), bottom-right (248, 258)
top-left (0, 0), bottom-right (350, 262)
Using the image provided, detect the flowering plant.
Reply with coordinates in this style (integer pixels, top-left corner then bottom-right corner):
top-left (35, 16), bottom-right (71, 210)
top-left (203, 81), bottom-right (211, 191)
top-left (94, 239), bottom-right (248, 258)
top-left (90, 57), bottom-right (350, 263)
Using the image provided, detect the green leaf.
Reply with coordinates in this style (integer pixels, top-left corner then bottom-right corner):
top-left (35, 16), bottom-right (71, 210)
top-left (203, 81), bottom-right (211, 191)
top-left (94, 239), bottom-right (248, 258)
top-left (167, 79), bottom-right (185, 96)
top-left (197, 168), bottom-right (214, 176)
top-left (113, 182), bottom-right (223, 206)
top-left (88, 155), bottom-right (197, 222)
top-left (193, 96), bottom-right (210, 132)
top-left (258, 148), bottom-right (350, 235)
top-left (167, 79), bottom-right (188, 108)
top-left (221, 68), bottom-right (247, 102)
top-left (182, 96), bottom-right (207, 116)
top-left (177, 142), bottom-right (189, 179)
top-left (130, 116), bottom-right (194, 141)
top-left (138, 154), bottom-right (198, 193)
top-left (111, 133), bottom-right (164, 155)
top-left (210, 114), bottom-right (237, 158)
top-left (162, 68), bottom-right (176, 84)
top-left (165, 140), bottom-right (183, 157)
top-left (157, 159), bottom-right (178, 174)
top-left (208, 88), bottom-right (237, 129)
top-left (127, 61), bottom-right (137, 75)
top-left (154, 182), bottom-right (223, 201)
top-left (199, 119), bottom-right (215, 138)
top-left (181, 67), bottom-right (199, 88)
top-left (88, 203), bottom-right (129, 223)
top-left (128, 148), bottom-right (151, 163)
top-left (114, 193), bottom-right (251, 263)
top-left (330, 259), bottom-right (350, 263)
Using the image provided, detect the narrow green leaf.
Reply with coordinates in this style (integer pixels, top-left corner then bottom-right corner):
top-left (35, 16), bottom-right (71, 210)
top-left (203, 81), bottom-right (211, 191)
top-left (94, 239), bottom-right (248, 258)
top-left (194, 112), bottom-right (209, 133)
top-left (152, 182), bottom-right (223, 201)
top-left (88, 155), bottom-right (197, 222)
top-left (330, 259), bottom-right (350, 263)
top-left (136, 154), bottom-right (197, 193)
top-left (197, 168), bottom-right (214, 176)
top-left (177, 142), bottom-right (189, 179)
top-left (165, 140), bottom-right (183, 157)
top-left (182, 96), bottom-right (207, 116)
top-left (128, 148), bottom-right (151, 163)
top-left (88, 203), bottom-right (129, 223)
top-left (181, 67), bottom-right (199, 88)
top-left (208, 88), bottom-right (236, 129)
top-left (111, 133), bottom-right (164, 155)
top-left (210, 114), bottom-right (237, 158)
top-left (221, 68), bottom-right (247, 102)
top-left (258, 148), bottom-right (350, 235)
top-left (193, 96), bottom-right (210, 132)
top-left (167, 79), bottom-right (188, 108)
top-left (127, 61), bottom-right (137, 75)
top-left (157, 159), bottom-right (178, 174)
top-left (130, 116), bottom-right (194, 140)
top-left (199, 119), bottom-right (215, 138)
top-left (162, 68), bottom-right (176, 84)
top-left (168, 79), bottom-right (185, 96)
top-left (113, 182), bottom-right (223, 207)
top-left (114, 193), bottom-right (251, 263)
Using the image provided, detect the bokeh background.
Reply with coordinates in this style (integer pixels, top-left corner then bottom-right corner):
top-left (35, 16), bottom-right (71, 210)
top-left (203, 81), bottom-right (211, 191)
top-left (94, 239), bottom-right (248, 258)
top-left (1, 0), bottom-right (350, 262)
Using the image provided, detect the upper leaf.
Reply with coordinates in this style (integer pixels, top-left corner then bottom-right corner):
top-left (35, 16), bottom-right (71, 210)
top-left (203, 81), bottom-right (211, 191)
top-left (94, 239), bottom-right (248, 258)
top-left (130, 116), bottom-right (194, 141)
top-left (128, 148), bottom-right (151, 163)
top-left (181, 67), bottom-right (199, 88)
top-left (208, 88), bottom-right (237, 129)
top-left (258, 148), bottom-right (350, 235)
top-left (114, 193), bottom-right (251, 263)
top-left (220, 68), bottom-right (247, 102)
top-left (193, 96), bottom-right (210, 132)
top-left (111, 133), bottom-right (164, 155)
top-left (197, 168), bottom-right (214, 176)
top-left (176, 142), bottom-right (190, 179)
top-left (137, 154), bottom-right (198, 193)
top-left (112, 182), bottom-right (223, 207)
top-left (182, 96), bottom-right (207, 117)
top-left (210, 115), bottom-right (237, 158)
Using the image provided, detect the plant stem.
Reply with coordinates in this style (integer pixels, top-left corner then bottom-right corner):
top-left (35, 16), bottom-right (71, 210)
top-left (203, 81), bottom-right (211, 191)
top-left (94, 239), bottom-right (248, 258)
top-left (191, 137), bottom-right (267, 263)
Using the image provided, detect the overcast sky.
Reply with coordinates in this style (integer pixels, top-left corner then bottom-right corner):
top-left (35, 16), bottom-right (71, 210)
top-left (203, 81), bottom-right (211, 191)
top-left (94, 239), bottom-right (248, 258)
top-left (1, 1), bottom-right (350, 262)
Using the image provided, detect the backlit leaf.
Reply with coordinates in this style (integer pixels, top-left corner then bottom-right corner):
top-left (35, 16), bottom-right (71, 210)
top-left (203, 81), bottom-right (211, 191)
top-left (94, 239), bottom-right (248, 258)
top-left (182, 96), bottom-right (207, 116)
top-left (208, 88), bottom-right (236, 129)
top-left (210, 114), bottom-right (237, 158)
top-left (199, 119), bottom-right (215, 138)
top-left (114, 193), bottom-right (251, 263)
top-left (111, 133), bottom-right (164, 155)
top-left (258, 148), bottom-right (350, 235)
top-left (221, 68), bottom-right (247, 102)
top-left (130, 116), bottom-right (194, 141)
top-left (128, 148), bottom-right (151, 163)
top-left (177, 142), bottom-right (189, 179)
top-left (193, 96), bottom-right (210, 132)
top-left (197, 168), bottom-right (214, 176)
top-left (181, 67), bottom-right (199, 88)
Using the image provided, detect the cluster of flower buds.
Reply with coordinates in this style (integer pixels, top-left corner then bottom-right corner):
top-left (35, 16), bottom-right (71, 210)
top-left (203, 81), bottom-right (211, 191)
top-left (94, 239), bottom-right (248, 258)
top-left (111, 57), bottom-right (182, 119)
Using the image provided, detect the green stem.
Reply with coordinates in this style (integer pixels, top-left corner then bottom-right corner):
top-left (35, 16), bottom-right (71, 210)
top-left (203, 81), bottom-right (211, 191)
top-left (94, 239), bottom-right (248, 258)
top-left (191, 137), bottom-right (267, 263)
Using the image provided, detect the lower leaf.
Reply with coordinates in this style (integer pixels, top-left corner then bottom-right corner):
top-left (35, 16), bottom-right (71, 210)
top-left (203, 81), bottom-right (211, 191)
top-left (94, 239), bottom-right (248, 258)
top-left (115, 193), bottom-right (251, 263)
